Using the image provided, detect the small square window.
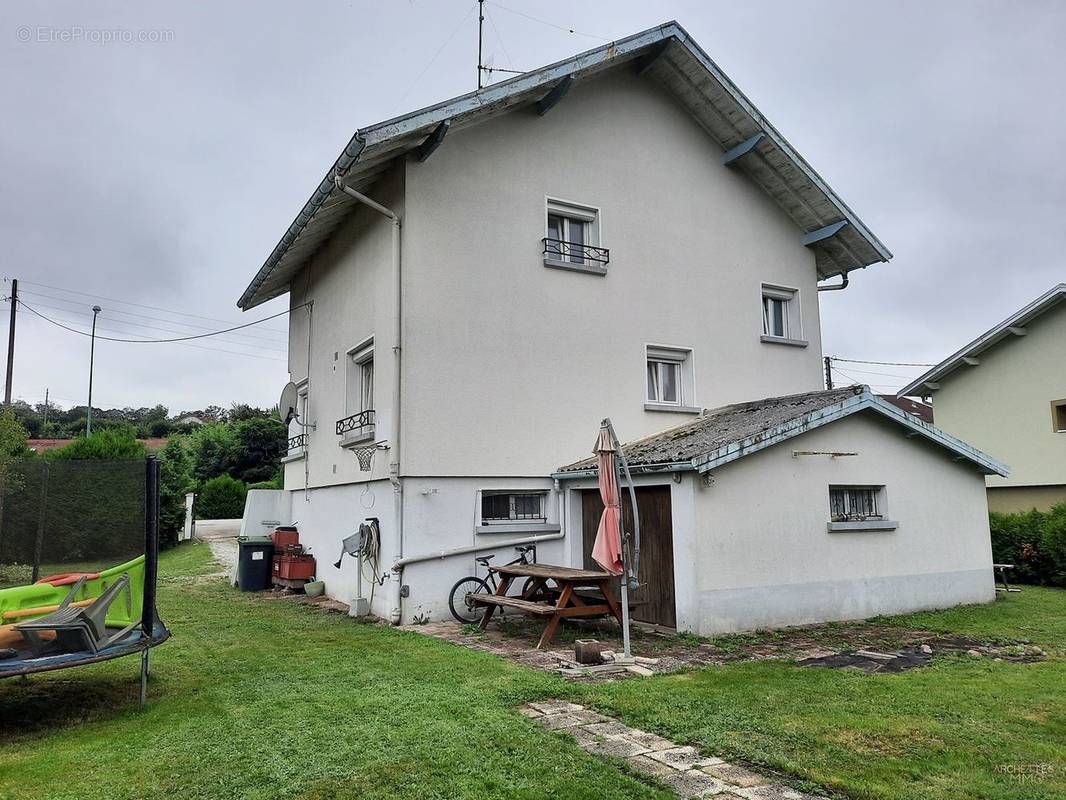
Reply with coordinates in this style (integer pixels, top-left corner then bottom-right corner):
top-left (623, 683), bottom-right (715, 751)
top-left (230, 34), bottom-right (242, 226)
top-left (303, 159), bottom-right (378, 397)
top-left (544, 199), bottom-right (607, 272)
top-left (829, 486), bottom-right (884, 522)
top-left (1053, 399), bottom-right (1066, 433)
top-left (645, 345), bottom-right (696, 411)
top-left (481, 491), bottom-right (547, 524)
top-left (761, 284), bottom-right (802, 341)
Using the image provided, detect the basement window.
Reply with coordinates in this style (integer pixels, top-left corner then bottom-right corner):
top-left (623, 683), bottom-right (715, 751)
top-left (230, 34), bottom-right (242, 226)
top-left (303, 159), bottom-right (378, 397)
top-left (480, 490), bottom-right (547, 523)
top-left (1053, 399), bottom-right (1066, 432)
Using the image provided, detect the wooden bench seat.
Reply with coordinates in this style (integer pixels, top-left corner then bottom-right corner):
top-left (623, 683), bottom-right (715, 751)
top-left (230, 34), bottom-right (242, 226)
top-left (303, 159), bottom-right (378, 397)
top-left (466, 593), bottom-right (555, 616)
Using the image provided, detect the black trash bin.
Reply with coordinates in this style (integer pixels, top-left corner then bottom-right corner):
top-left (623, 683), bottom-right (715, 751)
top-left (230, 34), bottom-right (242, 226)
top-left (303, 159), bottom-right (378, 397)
top-left (236, 536), bottom-right (273, 591)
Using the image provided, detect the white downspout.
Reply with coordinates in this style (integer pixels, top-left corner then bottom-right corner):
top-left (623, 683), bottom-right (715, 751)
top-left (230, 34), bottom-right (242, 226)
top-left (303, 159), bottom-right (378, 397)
top-left (334, 175), bottom-right (405, 624)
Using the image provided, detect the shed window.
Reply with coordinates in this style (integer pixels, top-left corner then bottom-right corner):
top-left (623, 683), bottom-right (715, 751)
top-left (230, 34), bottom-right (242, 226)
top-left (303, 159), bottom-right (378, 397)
top-left (829, 486), bottom-right (884, 522)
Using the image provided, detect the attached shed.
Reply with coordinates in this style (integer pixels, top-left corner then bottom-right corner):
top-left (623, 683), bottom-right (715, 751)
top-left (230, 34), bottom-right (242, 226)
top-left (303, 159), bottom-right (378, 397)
top-left (556, 386), bottom-right (1008, 635)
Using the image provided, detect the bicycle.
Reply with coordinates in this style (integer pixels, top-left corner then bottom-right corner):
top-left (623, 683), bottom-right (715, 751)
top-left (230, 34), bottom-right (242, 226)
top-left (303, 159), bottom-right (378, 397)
top-left (448, 545), bottom-right (549, 624)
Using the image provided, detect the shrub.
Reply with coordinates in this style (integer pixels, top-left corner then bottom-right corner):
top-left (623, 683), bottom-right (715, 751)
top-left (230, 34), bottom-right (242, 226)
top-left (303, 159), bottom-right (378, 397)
top-left (196, 475), bottom-right (247, 520)
top-left (158, 438), bottom-right (194, 549)
top-left (43, 428), bottom-right (146, 460)
top-left (989, 503), bottom-right (1066, 587)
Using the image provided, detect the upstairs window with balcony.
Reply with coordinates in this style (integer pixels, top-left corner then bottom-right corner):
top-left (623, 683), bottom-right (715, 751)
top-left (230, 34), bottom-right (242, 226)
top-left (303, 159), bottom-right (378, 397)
top-left (543, 199), bottom-right (608, 275)
top-left (286, 382), bottom-right (309, 457)
top-left (339, 338), bottom-right (375, 446)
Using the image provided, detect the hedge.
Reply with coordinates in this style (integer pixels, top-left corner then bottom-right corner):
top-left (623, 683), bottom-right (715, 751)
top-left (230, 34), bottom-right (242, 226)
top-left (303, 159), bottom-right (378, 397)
top-left (195, 475), bottom-right (248, 520)
top-left (989, 502), bottom-right (1066, 587)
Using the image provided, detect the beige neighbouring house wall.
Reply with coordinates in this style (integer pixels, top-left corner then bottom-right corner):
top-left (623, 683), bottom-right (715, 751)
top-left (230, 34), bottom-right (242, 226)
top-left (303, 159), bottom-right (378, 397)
top-left (928, 304), bottom-right (1066, 513)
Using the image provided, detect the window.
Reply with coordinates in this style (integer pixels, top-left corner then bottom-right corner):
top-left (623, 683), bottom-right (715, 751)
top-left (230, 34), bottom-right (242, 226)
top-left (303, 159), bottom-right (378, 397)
top-left (345, 339), bottom-right (374, 416)
top-left (645, 345), bottom-right (697, 412)
top-left (287, 383), bottom-right (309, 455)
top-left (829, 486), bottom-right (883, 522)
top-left (481, 491), bottom-right (547, 524)
top-left (761, 284), bottom-right (805, 345)
top-left (1053, 399), bottom-right (1066, 432)
top-left (544, 198), bottom-right (607, 273)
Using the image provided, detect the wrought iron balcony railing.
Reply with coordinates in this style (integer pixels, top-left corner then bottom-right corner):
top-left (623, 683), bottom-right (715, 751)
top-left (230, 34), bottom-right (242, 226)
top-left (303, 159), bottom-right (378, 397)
top-left (287, 433), bottom-right (307, 451)
top-left (336, 409), bottom-right (375, 438)
top-left (542, 237), bottom-right (610, 267)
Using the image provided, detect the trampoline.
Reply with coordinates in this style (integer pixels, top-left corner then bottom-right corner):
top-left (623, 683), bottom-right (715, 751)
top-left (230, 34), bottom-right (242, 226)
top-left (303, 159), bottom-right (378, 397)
top-left (0, 456), bottom-right (170, 704)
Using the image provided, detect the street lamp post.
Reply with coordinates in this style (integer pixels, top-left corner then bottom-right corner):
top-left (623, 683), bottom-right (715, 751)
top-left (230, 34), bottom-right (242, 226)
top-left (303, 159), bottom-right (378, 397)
top-left (86, 305), bottom-right (102, 435)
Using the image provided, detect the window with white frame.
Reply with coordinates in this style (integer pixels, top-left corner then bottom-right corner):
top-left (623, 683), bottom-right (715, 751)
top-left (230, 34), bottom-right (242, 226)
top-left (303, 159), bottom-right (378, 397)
top-left (345, 340), bottom-right (374, 417)
top-left (544, 199), bottom-right (606, 270)
top-left (761, 284), bottom-right (801, 340)
top-left (288, 383), bottom-right (309, 453)
top-left (829, 486), bottom-right (884, 522)
top-left (480, 491), bottom-right (548, 524)
top-left (645, 345), bottom-right (695, 410)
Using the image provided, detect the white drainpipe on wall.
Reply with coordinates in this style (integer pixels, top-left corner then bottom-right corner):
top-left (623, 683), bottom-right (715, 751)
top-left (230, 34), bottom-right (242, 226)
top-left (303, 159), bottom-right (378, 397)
top-left (334, 175), bottom-right (405, 623)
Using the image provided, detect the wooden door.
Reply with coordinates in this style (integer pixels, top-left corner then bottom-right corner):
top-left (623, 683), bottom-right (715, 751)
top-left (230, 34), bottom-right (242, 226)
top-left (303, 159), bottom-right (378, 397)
top-left (582, 485), bottom-right (676, 628)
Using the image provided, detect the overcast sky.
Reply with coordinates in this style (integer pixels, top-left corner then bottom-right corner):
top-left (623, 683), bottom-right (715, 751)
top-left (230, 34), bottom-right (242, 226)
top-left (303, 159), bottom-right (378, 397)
top-left (2, 0), bottom-right (1063, 413)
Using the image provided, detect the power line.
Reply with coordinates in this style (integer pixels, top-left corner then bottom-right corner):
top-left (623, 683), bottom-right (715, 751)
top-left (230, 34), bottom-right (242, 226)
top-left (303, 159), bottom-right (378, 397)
top-left (15, 297), bottom-right (305, 345)
top-left (486, 1), bottom-right (609, 41)
top-left (19, 288), bottom-right (288, 342)
top-left (18, 308), bottom-right (286, 363)
top-left (399, 2), bottom-right (479, 104)
top-left (7, 278), bottom-right (289, 335)
top-left (828, 356), bottom-right (935, 368)
top-left (19, 297), bottom-right (288, 354)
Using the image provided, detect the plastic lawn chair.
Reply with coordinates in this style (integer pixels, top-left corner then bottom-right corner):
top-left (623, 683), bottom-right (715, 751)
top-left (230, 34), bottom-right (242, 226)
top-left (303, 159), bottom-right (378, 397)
top-left (16, 573), bottom-right (137, 655)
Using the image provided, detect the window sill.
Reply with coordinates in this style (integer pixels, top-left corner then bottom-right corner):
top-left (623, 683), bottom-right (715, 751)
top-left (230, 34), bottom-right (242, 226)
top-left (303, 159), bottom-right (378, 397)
top-left (475, 523), bottom-right (560, 535)
top-left (281, 449), bottom-right (306, 464)
top-left (544, 258), bottom-right (608, 276)
top-left (761, 335), bottom-right (809, 348)
top-left (645, 403), bottom-right (701, 414)
top-left (339, 428), bottom-right (376, 449)
top-left (827, 520), bottom-right (899, 533)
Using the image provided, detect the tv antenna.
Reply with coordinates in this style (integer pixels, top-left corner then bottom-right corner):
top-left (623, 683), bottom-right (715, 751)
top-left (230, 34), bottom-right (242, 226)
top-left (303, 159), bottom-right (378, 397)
top-left (477, 0), bottom-right (523, 90)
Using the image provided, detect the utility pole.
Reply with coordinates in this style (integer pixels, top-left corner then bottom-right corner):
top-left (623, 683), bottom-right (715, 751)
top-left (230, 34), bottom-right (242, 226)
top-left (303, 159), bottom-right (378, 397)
top-left (824, 356), bottom-right (833, 390)
top-left (42, 388), bottom-right (49, 431)
top-left (86, 305), bottom-right (101, 435)
top-left (476, 0), bottom-right (485, 89)
top-left (4, 278), bottom-right (16, 406)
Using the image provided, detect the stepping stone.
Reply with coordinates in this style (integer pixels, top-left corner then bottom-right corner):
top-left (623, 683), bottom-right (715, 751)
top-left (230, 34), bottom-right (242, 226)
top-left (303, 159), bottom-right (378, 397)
top-left (624, 728), bottom-right (678, 752)
top-left (583, 721), bottom-right (637, 737)
top-left (645, 745), bottom-right (724, 771)
top-left (701, 762), bottom-right (771, 788)
top-left (569, 727), bottom-right (651, 758)
top-left (628, 754), bottom-right (681, 780)
top-left (517, 706), bottom-right (543, 719)
top-left (731, 785), bottom-right (821, 799)
top-left (656, 768), bottom-right (733, 798)
top-left (528, 700), bottom-right (583, 715)
top-left (538, 710), bottom-right (609, 730)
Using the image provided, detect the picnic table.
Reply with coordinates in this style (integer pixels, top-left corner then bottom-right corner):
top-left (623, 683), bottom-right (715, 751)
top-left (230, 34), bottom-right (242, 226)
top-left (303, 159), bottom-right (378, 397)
top-left (469, 563), bottom-right (624, 649)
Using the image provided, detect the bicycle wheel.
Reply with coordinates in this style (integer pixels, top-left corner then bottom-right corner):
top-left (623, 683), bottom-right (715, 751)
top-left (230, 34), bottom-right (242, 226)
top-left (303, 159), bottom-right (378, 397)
top-left (449, 576), bottom-right (491, 624)
top-left (520, 577), bottom-right (556, 600)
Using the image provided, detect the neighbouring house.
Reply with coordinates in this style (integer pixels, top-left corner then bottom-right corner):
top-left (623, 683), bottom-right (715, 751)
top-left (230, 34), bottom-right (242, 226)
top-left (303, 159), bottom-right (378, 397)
top-left (877, 395), bottom-right (933, 424)
top-left (237, 22), bottom-right (1005, 632)
top-left (899, 284), bottom-right (1066, 513)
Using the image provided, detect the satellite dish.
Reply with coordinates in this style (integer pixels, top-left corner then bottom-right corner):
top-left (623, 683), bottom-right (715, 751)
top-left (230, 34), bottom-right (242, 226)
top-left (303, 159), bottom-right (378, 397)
top-left (279, 382), bottom-right (299, 425)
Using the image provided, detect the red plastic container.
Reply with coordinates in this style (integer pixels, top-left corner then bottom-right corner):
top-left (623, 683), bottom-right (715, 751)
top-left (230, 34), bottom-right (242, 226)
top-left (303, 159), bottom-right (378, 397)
top-left (273, 554), bottom-right (316, 581)
top-left (271, 527), bottom-right (299, 553)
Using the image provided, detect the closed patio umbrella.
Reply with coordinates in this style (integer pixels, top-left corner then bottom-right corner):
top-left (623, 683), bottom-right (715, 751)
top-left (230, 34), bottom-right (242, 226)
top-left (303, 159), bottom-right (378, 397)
top-left (592, 419), bottom-right (641, 660)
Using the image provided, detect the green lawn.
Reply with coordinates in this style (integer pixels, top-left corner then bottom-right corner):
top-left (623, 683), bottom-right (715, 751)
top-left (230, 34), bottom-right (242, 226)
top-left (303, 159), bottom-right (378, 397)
top-left (1, 545), bottom-right (1063, 800)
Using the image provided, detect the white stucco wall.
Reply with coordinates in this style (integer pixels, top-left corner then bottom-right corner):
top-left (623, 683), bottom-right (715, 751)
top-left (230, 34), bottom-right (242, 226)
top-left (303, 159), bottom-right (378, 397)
top-left (401, 68), bottom-right (825, 477)
top-left (686, 411), bottom-right (995, 634)
top-left (930, 305), bottom-right (1066, 489)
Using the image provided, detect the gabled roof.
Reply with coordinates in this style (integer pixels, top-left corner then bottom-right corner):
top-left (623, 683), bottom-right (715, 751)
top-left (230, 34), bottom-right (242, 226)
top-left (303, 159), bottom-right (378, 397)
top-left (238, 20), bottom-right (891, 310)
top-left (554, 385), bottom-right (1007, 478)
top-left (898, 284), bottom-right (1066, 398)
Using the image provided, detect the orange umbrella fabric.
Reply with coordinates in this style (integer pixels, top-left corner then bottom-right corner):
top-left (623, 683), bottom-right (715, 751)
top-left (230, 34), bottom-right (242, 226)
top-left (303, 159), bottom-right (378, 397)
top-left (591, 426), bottom-right (623, 575)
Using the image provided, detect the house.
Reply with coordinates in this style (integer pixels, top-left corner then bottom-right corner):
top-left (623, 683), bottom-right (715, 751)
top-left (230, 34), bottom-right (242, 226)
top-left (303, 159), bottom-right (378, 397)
top-left (237, 22), bottom-right (1004, 632)
top-left (877, 395), bottom-right (933, 424)
top-left (899, 284), bottom-right (1066, 513)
